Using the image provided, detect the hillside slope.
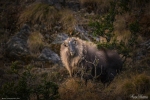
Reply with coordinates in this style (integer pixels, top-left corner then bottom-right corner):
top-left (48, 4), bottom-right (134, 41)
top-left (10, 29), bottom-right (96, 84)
top-left (0, 0), bottom-right (150, 100)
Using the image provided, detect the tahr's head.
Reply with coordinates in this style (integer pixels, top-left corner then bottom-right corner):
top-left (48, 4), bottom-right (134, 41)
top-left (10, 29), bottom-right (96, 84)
top-left (61, 37), bottom-right (83, 57)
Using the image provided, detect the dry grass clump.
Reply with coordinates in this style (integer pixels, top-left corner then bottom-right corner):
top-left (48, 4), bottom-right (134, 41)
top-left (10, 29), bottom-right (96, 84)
top-left (18, 3), bottom-right (59, 29)
top-left (134, 74), bottom-right (150, 93)
top-left (27, 31), bottom-right (45, 56)
top-left (113, 30), bottom-right (131, 44)
top-left (18, 2), bottom-right (76, 34)
top-left (113, 13), bottom-right (129, 32)
top-left (113, 13), bottom-right (132, 43)
top-left (59, 78), bottom-right (103, 100)
top-left (47, 67), bottom-right (69, 82)
top-left (31, 67), bottom-right (69, 83)
top-left (114, 74), bottom-right (150, 99)
top-left (59, 9), bottom-right (77, 34)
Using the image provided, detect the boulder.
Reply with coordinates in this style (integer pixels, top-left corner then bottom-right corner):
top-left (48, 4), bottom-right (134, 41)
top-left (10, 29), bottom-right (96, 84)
top-left (38, 47), bottom-right (61, 64)
top-left (66, 1), bottom-right (80, 11)
top-left (75, 25), bottom-right (91, 41)
top-left (75, 25), bottom-right (100, 42)
top-left (52, 33), bottom-right (68, 44)
top-left (135, 39), bottom-right (150, 61)
top-left (6, 24), bottom-right (31, 60)
top-left (141, 39), bottom-right (150, 50)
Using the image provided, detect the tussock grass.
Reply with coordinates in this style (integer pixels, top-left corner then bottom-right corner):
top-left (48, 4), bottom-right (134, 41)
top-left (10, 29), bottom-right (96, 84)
top-left (136, 35), bottom-right (144, 43)
top-left (18, 3), bottom-right (59, 29)
top-left (113, 13), bottom-right (129, 32)
top-left (18, 3), bottom-right (76, 33)
top-left (113, 13), bottom-right (132, 44)
top-left (134, 74), bottom-right (150, 93)
top-left (59, 9), bottom-right (77, 33)
top-left (59, 78), bottom-right (104, 100)
top-left (31, 67), bottom-right (69, 83)
top-left (27, 31), bottom-right (45, 56)
top-left (114, 74), bottom-right (150, 99)
top-left (113, 30), bottom-right (131, 44)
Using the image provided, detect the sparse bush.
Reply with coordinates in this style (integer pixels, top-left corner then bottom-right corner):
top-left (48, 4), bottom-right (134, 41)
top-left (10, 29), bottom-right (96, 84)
top-left (98, 38), bottom-right (130, 55)
top-left (118, 0), bottom-right (130, 13)
top-left (89, 1), bottom-right (117, 42)
top-left (88, 0), bottom-right (144, 63)
top-left (0, 61), bottom-right (59, 100)
top-left (79, 0), bottom-right (113, 13)
top-left (88, 0), bottom-right (132, 62)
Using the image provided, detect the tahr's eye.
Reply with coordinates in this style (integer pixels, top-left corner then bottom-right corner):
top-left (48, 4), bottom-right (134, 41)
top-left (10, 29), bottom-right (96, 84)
top-left (73, 40), bottom-right (76, 45)
top-left (63, 43), bottom-right (68, 47)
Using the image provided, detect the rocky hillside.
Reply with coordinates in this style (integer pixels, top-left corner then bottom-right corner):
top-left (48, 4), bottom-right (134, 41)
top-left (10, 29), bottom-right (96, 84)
top-left (0, 0), bottom-right (150, 100)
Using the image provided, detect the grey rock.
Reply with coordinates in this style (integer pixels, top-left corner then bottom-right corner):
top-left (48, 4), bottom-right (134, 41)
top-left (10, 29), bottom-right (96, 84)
top-left (52, 33), bottom-right (68, 44)
top-left (135, 39), bottom-right (150, 61)
top-left (136, 51), bottom-right (145, 60)
top-left (141, 39), bottom-right (150, 49)
top-left (75, 25), bottom-right (91, 41)
top-left (66, 1), bottom-right (80, 11)
top-left (75, 25), bottom-right (100, 42)
top-left (39, 47), bottom-right (61, 64)
top-left (54, 3), bottom-right (62, 10)
top-left (6, 24), bottom-right (31, 59)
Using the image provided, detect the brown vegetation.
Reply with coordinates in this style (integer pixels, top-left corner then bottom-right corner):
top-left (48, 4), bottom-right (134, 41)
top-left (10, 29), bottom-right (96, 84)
top-left (58, 73), bottom-right (150, 100)
top-left (59, 78), bottom-right (102, 100)
top-left (114, 74), bottom-right (150, 99)
top-left (27, 31), bottom-right (45, 56)
top-left (18, 3), bottom-right (59, 30)
top-left (59, 9), bottom-right (77, 33)
top-left (18, 2), bottom-right (76, 33)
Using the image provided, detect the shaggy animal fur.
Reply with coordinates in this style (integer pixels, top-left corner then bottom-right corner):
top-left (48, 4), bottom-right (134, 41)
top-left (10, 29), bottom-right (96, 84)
top-left (60, 37), bottom-right (122, 85)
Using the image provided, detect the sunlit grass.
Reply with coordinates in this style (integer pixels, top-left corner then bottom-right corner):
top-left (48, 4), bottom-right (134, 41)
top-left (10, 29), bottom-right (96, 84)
top-left (18, 3), bottom-right (59, 29)
top-left (59, 9), bottom-right (77, 33)
top-left (113, 73), bottom-right (150, 99)
top-left (59, 78), bottom-right (102, 100)
top-left (27, 31), bottom-right (45, 56)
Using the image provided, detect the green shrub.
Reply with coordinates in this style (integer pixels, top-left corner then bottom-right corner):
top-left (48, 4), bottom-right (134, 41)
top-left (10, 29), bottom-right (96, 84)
top-left (89, 0), bottom-right (142, 62)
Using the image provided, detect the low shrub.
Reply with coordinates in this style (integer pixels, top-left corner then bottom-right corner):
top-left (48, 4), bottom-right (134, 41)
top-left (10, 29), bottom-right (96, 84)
top-left (0, 61), bottom-right (59, 100)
